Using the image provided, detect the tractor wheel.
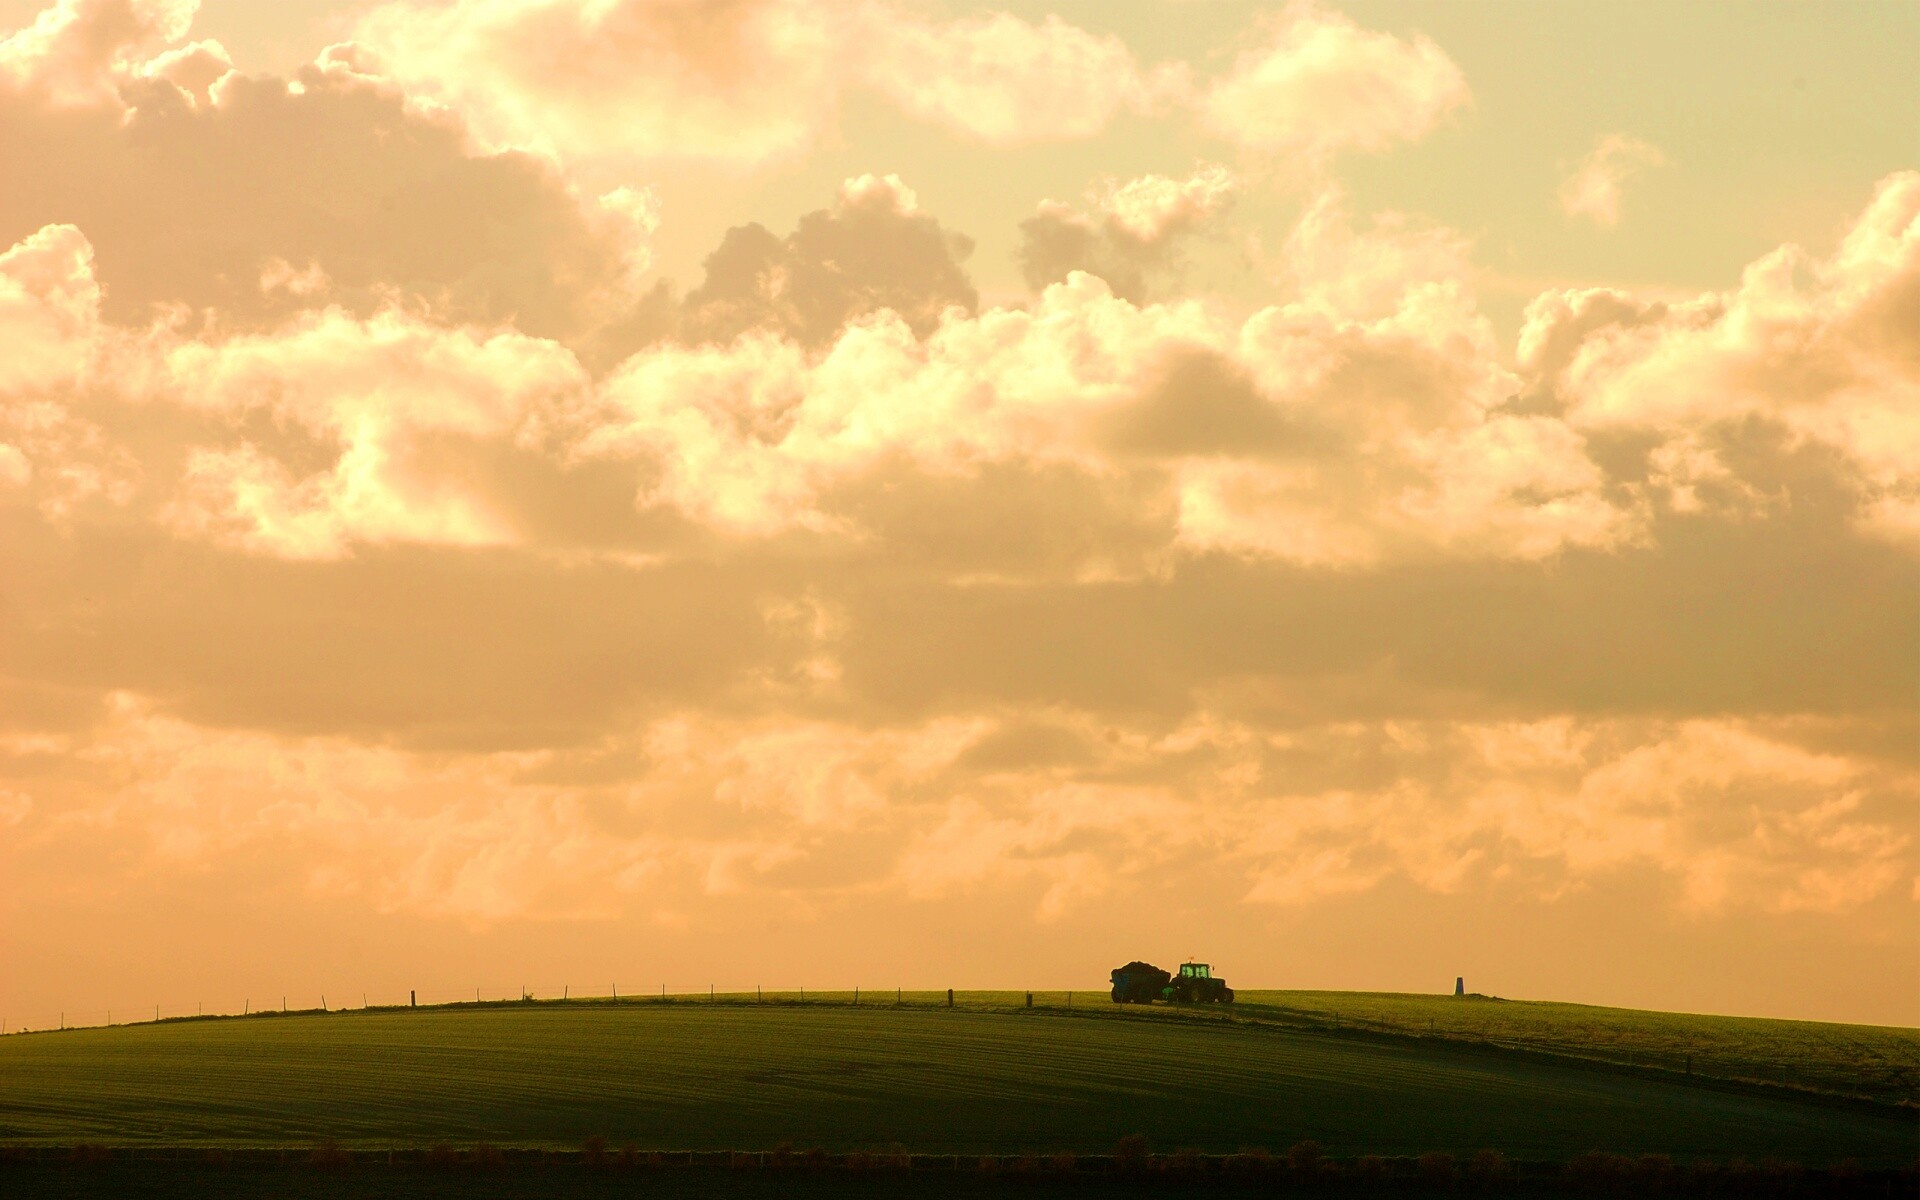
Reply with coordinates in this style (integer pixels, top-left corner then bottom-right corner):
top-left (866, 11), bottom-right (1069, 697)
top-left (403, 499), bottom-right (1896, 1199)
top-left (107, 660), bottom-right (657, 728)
top-left (1110, 988), bottom-right (1126, 1004)
top-left (1221, 988), bottom-right (1235, 1003)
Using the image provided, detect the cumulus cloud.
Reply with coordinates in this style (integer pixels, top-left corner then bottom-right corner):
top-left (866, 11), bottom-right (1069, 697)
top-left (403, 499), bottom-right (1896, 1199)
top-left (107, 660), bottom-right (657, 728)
top-left (854, 9), bottom-right (1159, 145)
top-left (0, 0), bottom-right (1913, 1026)
top-left (1196, 0), bottom-right (1468, 161)
top-left (352, 0), bottom-right (845, 165)
top-left (0, 0), bottom-right (196, 106)
top-left (350, 0), bottom-right (1163, 165)
top-left (680, 174), bottom-right (978, 348)
top-left (1020, 165), bottom-right (1235, 302)
top-left (10, 697), bottom-right (1908, 927)
top-left (1536, 171), bottom-right (1920, 547)
top-left (0, 3), bottom-right (650, 338)
top-left (1560, 134), bottom-right (1665, 226)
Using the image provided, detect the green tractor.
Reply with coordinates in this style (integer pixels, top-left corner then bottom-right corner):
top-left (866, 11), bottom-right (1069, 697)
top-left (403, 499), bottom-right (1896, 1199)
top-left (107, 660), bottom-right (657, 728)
top-left (1109, 959), bottom-right (1234, 1005)
top-left (1166, 961), bottom-right (1234, 1004)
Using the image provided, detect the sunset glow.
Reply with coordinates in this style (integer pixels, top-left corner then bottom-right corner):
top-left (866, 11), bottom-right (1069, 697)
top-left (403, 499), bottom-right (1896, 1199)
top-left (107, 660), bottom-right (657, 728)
top-left (0, 0), bottom-right (1913, 1030)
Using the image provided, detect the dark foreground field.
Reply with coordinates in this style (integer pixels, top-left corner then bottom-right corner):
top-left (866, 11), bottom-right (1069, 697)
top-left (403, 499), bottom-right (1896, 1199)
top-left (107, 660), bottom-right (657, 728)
top-left (1, 1000), bottom-right (1911, 1167)
top-left (3, 1157), bottom-right (1916, 1200)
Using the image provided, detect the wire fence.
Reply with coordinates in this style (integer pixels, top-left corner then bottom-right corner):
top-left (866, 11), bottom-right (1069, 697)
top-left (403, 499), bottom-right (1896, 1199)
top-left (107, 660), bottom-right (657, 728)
top-left (0, 986), bottom-right (1093, 1037)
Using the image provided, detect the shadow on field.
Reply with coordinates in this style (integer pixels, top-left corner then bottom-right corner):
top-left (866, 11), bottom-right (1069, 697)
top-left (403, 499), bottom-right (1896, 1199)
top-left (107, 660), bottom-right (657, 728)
top-left (3, 1142), bottom-right (1912, 1199)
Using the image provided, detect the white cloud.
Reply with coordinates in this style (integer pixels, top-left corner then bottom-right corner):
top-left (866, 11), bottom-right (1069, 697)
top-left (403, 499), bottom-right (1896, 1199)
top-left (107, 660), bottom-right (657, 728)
top-left (854, 9), bottom-right (1155, 145)
top-left (1560, 134), bottom-right (1665, 226)
top-left (0, 0), bottom-right (196, 106)
top-left (1196, 0), bottom-right (1468, 161)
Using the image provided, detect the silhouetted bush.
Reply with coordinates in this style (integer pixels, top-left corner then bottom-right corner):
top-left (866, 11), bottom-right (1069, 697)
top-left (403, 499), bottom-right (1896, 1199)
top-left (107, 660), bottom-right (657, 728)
top-left (1162, 1148), bottom-right (1201, 1177)
top-left (469, 1144), bottom-right (504, 1169)
top-left (769, 1142), bottom-right (795, 1169)
top-left (308, 1139), bottom-right (349, 1169)
top-left (1115, 1133), bottom-right (1149, 1171)
top-left (1636, 1153), bottom-right (1673, 1188)
top-left (1352, 1154), bottom-right (1389, 1183)
top-left (1569, 1151), bottom-right (1633, 1188)
top-left (69, 1144), bottom-right (110, 1165)
top-left (974, 1154), bottom-right (1001, 1176)
top-left (425, 1144), bottom-right (458, 1168)
top-left (1419, 1151), bottom-right (1456, 1185)
top-left (1226, 1147), bottom-right (1272, 1175)
top-left (1467, 1148), bottom-right (1509, 1183)
top-left (1288, 1139), bottom-right (1325, 1176)
top-left (580, 1135), bottom-right (607, 1167)
top-left (1050, 1150), bottom-right (1077, 1175)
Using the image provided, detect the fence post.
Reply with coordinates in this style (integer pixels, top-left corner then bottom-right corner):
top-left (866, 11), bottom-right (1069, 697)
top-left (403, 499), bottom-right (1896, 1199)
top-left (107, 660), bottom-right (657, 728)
top-left (1025, 993), bottom-right (1032, 1008)
top-left (947, 989), bottom-right (953, 1007)
top-left (854, 987), bottom-right (859, 1006)
top-left (410, 991), bottom-right (415, 1008)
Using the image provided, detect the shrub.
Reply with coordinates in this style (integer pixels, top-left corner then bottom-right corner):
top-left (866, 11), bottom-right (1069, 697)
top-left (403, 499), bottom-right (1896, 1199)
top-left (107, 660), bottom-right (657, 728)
top-left (1568, 1151), bottom-right (1628, 1185)
top-left (1050, 1150), bottom-right (1077, 1175)
top-left (1418, 1151), bottom-right (1456, 1185)
top-left (1636, 1153), bottom-right (1672, 1187)
top-left (1288, 1139), bottom-right (1324, 1176)
top-left (1227, 1147), bottom-right (1272, 1176)
top-left (1162, 1148), bottom-right (1201, 1177)
top-left (308, 1139), bottom-right (350, 1170)
top-left (581, 1135), bottom-right (607, 1167)
top-left (1115, 1133), bottom-right (1150, 1170)
top-left (974, 1154), bottom-right (1001, 1176)
top-left (425, 1143), bottom-right (458, 1168)
top-left (69, 1144), bottom-right (110, 1165)
top-left (844, 1150), bottom-right (873, 1173)
top-left (469, 1144), bottom-right (504, 1169)
top-left (1469, 1148), bottom-right (1509, 1182)
top-left (1352, 1154), bottom-right (1389, 1182)
top-left (769, 1142), bottom-right (795, 1169)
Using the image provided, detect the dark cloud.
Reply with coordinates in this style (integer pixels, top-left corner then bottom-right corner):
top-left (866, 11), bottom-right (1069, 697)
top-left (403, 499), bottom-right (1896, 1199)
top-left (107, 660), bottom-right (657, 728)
top-left (682, 183), bottom-right (977, 347)
top-left (0, 65), bottom-right (635, 337)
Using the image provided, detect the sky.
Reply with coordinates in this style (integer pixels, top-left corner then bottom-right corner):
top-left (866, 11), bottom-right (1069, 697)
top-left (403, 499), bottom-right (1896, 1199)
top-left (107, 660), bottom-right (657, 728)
top-left (0, 0), bottom-right (1914, 1030)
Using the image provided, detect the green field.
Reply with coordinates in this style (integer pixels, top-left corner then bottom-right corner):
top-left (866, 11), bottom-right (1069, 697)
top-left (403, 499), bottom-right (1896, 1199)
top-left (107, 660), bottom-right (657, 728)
top-left (1, 995), bottom-right (1911, 1165)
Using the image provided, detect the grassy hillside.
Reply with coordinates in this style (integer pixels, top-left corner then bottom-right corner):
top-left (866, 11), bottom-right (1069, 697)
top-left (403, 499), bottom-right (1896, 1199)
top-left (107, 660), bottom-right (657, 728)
top-left (0, 999), bottom-right (1910, 1164)
top-left (1228, 991), bottom-right (1917, 1106)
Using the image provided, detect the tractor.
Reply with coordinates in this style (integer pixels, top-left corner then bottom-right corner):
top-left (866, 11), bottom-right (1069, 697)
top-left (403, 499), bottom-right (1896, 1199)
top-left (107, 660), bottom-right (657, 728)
top-left (1109, 960), bottom-right (1234, 1004)
top-left (1166, 961), bottom-right (1234, 1004)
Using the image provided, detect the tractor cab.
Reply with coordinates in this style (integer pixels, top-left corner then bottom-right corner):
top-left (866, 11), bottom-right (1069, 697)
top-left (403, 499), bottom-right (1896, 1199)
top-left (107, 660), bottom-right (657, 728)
top-left (1178, 962), bottom-right (1213, 980)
